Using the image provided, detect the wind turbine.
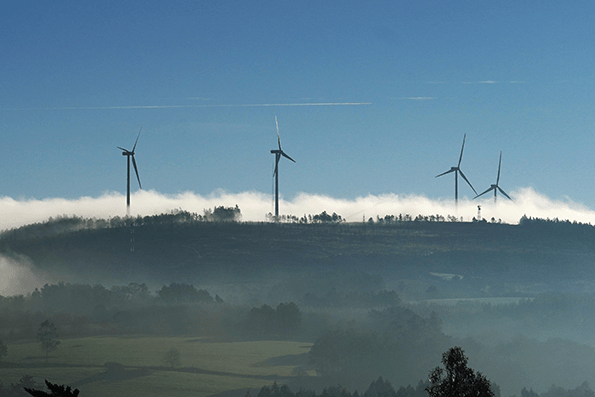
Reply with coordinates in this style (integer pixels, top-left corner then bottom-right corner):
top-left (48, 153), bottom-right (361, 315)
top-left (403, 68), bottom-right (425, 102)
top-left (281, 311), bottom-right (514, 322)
top-left (118, 128), bottom-right (142, 215)
top-left (270, 116), bottom-right (295, 220)
top-left (435, 134), bottom-right (477, 204)
top-left (474, 151), bottom-right (512, 202)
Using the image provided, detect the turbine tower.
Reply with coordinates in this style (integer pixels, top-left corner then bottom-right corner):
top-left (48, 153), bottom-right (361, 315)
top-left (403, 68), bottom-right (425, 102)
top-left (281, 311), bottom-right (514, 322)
top-left (270, 117), bottom-right (295, 221)
top-left (435, 134), bottom-right (477, 204)
top-left (117, 128), bottom-right (143, 215)
top-left (474, 151), bottom-right (512, 202)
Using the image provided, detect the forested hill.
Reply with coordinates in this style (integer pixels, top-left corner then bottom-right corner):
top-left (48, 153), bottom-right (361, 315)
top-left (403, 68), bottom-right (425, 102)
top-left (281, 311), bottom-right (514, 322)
top-left (1, 213), bottom-right (595, 293)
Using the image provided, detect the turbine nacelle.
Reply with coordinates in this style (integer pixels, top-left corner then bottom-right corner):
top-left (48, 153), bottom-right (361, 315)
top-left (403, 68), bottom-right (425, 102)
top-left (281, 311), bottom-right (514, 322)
top-left (473, 151), bottom-right (512, 202)
top-left (118, 128), bottom-right (143, 212)
top-left (435, 134), bottom-right (476, 201)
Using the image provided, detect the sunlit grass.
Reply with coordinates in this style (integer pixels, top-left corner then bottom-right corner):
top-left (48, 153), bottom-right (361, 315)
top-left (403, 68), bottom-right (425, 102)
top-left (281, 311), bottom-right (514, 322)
top-left (0, 367), bottom-right (103, 386)
top-left (6, 337), bottom-right (310, 375)
top-left (1, 336), bottom-right (312, 397)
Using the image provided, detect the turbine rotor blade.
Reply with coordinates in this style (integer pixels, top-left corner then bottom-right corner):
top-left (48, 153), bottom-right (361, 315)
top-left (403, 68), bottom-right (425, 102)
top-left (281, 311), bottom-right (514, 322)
top-left (496, 151), bottom-right (502, 185)
top-left (275, 117), bottom-right (282, 150)
top-left (458, 134), bottom-right (466, 167)
top-left (498, 186), bottom-right (512, 200)
top-left (281, 151), bottom-right (296, 163)
top-left (458, 169), bottom-right (477, 195)
top-left (117, 146), bottom-right (129, 152)
top-left (132, 127), bottom-right (142, 152)
top-left (473, 186), bottom-right (495, 199)
top-left (435, 169), bottom-right (455, 178)
top-left (132, 155), bottom-right (142, 189)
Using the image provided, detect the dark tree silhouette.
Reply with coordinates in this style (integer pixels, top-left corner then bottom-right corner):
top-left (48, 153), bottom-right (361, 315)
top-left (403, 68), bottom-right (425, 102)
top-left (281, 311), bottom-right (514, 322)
top-left (426, 346), bottom-right (493, 397)
top-left (363, 376), bottom-right (397, 397)
top-left (37, 320), bottom-right (60, 363)
top-left (157, 283), bottom-right (214, 303)
top-left (248, 302), bottom-right (302, 338)
top-left (276, 302), bottom-right (302, 332)
top-left (0, 340), bottom-right (7, 361)
top-left (520, 388), bottom-right (539, 397)
top-left (163, 347), bottom-right (181, 368)
top-left (24, 380), bottom-right (79, 396)
top-left (203, 205), bottom-right (241, 222)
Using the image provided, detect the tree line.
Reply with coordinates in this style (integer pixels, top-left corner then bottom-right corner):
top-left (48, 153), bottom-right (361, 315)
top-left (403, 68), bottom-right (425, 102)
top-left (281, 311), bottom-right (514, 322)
top-left (0, 206), bottom-right (242, 240)
top-left (0, 282), bottom-right (224, 340)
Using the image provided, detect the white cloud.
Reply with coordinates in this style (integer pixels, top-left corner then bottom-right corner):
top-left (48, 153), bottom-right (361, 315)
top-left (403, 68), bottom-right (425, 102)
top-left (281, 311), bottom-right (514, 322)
top-left (0, 187), bottom-right (593, 231)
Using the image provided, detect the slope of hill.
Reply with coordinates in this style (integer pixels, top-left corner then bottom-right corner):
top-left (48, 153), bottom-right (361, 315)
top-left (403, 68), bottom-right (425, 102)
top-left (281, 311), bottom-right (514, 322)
top-left (1, 216), bottom-right (595, 299)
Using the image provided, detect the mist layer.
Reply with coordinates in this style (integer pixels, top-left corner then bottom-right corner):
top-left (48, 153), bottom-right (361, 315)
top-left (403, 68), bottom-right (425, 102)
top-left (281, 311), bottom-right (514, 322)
top-left (1, 187), bottom-right (593, 231)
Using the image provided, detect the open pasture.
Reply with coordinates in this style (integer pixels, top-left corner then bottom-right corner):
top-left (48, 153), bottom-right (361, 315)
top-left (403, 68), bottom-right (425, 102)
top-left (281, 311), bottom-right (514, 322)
top-left (0, 336), bottom-right (313, 397)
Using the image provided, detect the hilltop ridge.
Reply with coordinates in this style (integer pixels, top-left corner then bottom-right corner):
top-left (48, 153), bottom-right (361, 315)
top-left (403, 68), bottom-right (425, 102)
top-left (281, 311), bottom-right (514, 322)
top-left (1, 212), bottom-right (594, 300)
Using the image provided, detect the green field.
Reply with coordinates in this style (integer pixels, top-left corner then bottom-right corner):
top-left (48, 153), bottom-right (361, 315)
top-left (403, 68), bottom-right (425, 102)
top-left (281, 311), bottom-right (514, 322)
top-left (1, 336), bottom-right (313, 397)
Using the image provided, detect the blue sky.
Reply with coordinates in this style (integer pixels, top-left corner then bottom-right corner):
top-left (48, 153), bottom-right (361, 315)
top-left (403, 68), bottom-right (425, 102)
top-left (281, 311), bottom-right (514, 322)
top-left (2, 1), bottom-right (595, 222)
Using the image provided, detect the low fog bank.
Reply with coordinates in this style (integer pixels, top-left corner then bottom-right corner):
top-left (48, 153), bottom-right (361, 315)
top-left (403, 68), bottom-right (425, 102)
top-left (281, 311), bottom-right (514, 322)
top-left (1, 187), bottom-right (594, 231)
top-left (3, 273), bottom-right (595, 397)
top-left (0, 254), bottom-right (57, 296)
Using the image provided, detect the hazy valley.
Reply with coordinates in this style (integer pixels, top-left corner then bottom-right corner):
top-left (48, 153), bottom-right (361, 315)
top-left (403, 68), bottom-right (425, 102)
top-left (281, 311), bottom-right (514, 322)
top-left (1, 213), bottom-right (595, 397)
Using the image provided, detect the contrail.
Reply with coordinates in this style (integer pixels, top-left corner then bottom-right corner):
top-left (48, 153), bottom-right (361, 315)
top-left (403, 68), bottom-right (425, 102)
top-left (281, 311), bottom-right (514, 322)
top-left (4, 102), bottom-right (372, 111)
top-left (395, 97), bottom-right (436, 100)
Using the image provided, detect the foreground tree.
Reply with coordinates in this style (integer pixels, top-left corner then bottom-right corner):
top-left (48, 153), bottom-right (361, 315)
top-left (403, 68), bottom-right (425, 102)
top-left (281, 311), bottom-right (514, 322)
top-left (426, 347), bottom-right (493, 397)
top-left (24, 379), bottom-right (79, 396)
top-left (37, 320), bottom-right (60, 363)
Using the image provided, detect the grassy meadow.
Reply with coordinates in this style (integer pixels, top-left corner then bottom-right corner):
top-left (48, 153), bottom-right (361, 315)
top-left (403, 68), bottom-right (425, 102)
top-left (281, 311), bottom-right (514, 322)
top-left (1, 336), bottom-right (313, 397)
